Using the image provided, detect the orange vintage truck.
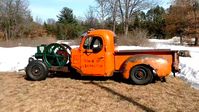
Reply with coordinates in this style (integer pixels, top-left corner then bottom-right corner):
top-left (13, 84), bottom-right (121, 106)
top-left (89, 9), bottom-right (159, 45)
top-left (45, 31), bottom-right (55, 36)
top-left (26, 29), bottom-right (180, 84)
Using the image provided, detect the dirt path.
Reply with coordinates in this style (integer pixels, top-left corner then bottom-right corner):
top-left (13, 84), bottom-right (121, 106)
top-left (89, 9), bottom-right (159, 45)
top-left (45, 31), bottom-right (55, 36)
top-left (0, 72), bottom-right (198, 112)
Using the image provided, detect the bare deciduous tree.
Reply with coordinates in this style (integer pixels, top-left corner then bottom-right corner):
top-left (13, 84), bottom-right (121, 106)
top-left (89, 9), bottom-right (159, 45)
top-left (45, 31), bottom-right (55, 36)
top-left (95, 0), bottom-right (119, 31)
top-left (0, 0), bottom-right (31, 40)
top-left (47, 18), bottom-right (56, 25)
top-left (95, 0), bottom-right (109, 28)
top-left (172, 0), bottom-right (199, 45)
top-left (118, 0), bottom-right (155, 36)
top-left (106, 0), bottom-right (119, 32)
top-left (85, 6), bottom-right (99, 28)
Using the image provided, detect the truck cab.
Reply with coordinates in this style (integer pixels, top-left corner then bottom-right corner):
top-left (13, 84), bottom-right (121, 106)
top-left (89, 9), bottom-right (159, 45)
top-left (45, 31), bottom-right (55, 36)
top-left (71, 29), bottom-right (115, 76)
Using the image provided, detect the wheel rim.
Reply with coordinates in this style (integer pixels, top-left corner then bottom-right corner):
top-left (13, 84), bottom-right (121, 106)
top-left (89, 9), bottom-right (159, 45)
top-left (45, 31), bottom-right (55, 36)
top-left (61, 44), bottom-right (71, 64)
top-left (31, 65), bottom-right (42, 77)
top-left (43, 43), bottom-right (70, 67)
top-left (134, 68), bottom-right (147, 80)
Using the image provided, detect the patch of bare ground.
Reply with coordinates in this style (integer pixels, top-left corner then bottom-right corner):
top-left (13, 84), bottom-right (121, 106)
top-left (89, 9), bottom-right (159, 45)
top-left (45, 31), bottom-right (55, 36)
top-left (0, 72), bottom-right (198, 112)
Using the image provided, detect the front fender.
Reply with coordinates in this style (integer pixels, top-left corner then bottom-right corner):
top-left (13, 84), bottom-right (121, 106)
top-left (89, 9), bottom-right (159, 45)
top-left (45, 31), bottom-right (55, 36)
top-left (122, 55), bottom-right (171, 79)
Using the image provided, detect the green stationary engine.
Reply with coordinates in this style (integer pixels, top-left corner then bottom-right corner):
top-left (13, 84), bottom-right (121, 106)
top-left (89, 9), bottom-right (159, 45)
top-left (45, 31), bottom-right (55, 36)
top-left (26, 43), bottom-right (71, 81)
top-left (33, 43), bottom-right (71, 67)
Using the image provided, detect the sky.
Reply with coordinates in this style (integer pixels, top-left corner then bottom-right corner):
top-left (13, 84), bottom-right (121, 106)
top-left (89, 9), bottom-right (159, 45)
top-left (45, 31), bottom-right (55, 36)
top-left (29, 0), bottom-right (96, 21)
top-left (29, 0), bottom-right (170, 22)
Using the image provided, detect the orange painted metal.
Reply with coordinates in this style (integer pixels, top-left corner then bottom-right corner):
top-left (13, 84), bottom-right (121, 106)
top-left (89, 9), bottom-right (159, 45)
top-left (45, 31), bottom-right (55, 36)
top-left (114, 51), bottom-right (175, 79)
top-left (116, 54), bottom-right (172, 79)
top-left (71, 29), bottom-right (179, 79)
top-left (71, 29), bottom-right (115, 76)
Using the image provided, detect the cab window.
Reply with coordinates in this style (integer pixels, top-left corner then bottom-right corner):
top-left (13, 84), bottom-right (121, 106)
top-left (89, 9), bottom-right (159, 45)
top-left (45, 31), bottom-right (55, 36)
top-left (83, 36), bottom-right (103, 53)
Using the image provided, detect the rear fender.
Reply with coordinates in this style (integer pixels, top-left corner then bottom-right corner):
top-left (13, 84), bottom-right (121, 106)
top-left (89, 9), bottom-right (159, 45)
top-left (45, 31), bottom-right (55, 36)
top-left (122, 55), bottom-right (171, 79)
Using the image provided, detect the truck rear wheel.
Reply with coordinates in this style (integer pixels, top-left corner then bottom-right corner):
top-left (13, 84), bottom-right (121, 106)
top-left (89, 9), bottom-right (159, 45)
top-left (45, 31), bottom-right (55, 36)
top-left (130, 65), bottom-right (153, 85)
top-left (26, 60), bottom-right (48, 81)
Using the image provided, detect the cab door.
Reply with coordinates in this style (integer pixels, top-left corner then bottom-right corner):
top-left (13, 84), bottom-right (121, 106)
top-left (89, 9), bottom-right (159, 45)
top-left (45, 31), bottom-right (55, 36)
top-left (80, 36), bottom-right (105, 76)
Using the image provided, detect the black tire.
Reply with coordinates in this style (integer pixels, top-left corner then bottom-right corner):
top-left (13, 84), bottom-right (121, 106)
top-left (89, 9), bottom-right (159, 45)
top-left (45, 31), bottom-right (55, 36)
top-left (130, 65), bottom-right (154, 85)
top-left (26, 60), bottom-right (48, 81)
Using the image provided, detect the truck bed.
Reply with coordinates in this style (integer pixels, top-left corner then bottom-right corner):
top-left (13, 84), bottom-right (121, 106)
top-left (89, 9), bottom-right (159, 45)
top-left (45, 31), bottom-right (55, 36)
top-left (114, 49), bottom-right (179, 72)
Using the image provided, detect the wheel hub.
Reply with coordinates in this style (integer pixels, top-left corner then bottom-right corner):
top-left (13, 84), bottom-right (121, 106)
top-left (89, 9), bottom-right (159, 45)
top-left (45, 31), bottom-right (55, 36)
top-left (32, 66), bottom-right (41, 76)
top-left (135, 69), bottom-right (147, 80)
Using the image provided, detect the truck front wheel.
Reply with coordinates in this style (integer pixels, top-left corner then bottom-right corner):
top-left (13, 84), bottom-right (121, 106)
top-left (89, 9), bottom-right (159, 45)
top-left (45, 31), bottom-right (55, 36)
top-left (26, 60), bottom-right (48, 81)
top-left (130, 65), bottom-right (153, 85)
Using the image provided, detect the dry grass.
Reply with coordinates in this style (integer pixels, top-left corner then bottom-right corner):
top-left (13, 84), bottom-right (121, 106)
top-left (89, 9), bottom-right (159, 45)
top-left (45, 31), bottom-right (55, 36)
top-left (0, 72), bottom-right (198, 112)
top-left (0, 37), bottom-right (57, 47)
top-left (116, 29), bottom-right (151, 46)
top-left (0, 32), bottom-right (4, 41)
top-left (0, 29), bottom-right (152, 47)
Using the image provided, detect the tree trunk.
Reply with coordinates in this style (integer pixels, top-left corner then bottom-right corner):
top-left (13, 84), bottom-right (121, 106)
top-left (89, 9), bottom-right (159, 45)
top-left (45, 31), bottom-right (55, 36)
top-left (180, 36), bottom-right (183, 45)
top-left (124, 24), bottom-right (129, 37)
top-left (112, 0), bottom-right (117, 33)
top-left (113, 17), bottom-right (116, 32)
top-left (124, 14), bottom-right (129, 37)
top-left (194, 7), bottom-right (198, 46)
top-left (195, 37), bottom-right (198, 46)
top-left (118, 0), bottom-right (124, 33)
top-left (124, 0), bottom-right (129, 37)
top-left (4, 29), bottom-right (8, 41)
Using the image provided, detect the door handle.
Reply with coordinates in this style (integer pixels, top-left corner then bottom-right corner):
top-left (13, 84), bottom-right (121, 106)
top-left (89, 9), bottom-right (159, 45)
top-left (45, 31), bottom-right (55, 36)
top-left (98, 56), bottom-right (104, 59)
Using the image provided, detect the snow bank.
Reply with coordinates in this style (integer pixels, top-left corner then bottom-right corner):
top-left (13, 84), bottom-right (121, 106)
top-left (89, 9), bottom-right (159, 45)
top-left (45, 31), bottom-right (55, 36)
top-left (177, 52), bottom-right (199, 90)
top-left (115, 46), bottom-right (153, 51)
top-left (149, 36), bottom-right (181, 45)
top-left (0, 47), bottom-right (36, 72)
top-left (149, 38), bottom-right (174, 43)
top-left (151, 38), bottom-right (199, 89)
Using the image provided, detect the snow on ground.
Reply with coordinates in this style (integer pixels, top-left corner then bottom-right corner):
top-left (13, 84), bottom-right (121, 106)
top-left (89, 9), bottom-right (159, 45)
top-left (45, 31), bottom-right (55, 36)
top-left (115, 46), bottom-right (154, 51)
top-left (151, 38), bottom-right (199, 90)
top-left (149, 36), bottom-right (181, 45)
top-left (179, 54), bottom-right (199, 89)
top-left (0, 47), bottom-right (36, 72)
top-left (0, 38), bottom-right (199, 89)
